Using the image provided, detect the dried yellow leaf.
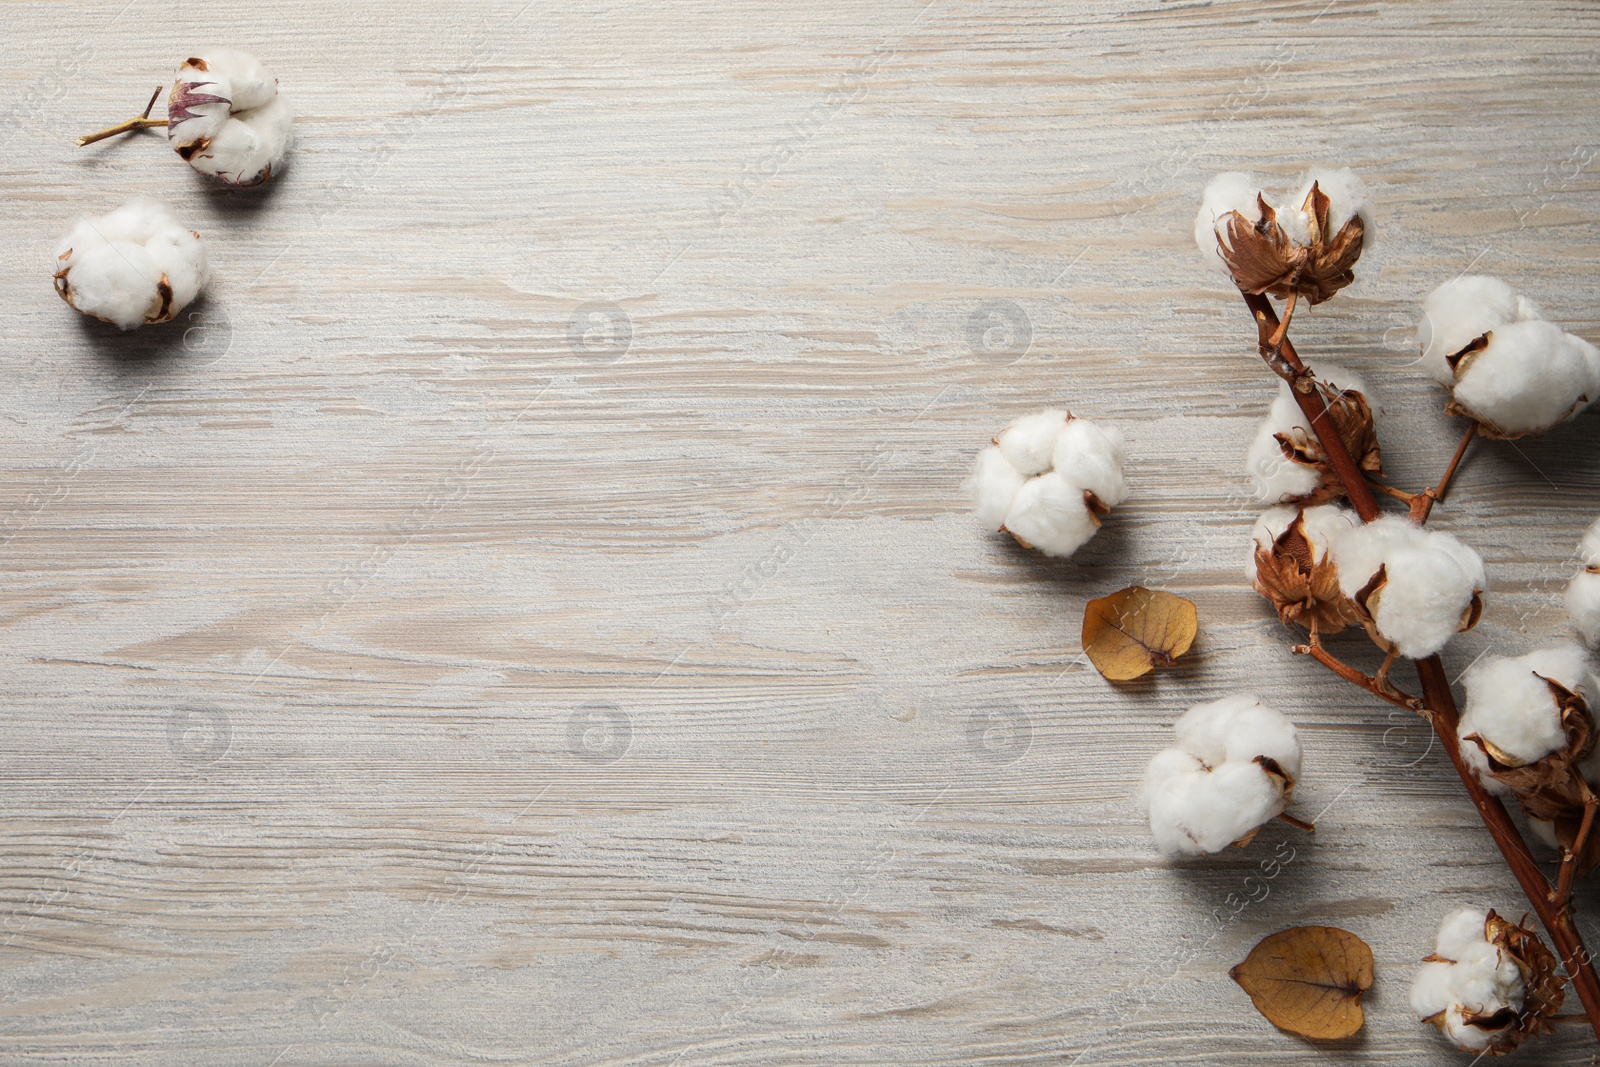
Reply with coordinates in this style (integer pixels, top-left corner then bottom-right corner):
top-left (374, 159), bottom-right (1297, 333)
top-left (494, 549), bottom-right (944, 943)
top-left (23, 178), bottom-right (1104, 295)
top-left (1231, 925), bottom-right (1374, 1040)
top-left (1080, 586), bottom-right (1197, 681)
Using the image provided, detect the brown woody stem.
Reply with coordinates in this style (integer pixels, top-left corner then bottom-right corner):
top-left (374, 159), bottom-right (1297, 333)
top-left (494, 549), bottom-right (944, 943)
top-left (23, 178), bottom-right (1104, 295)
top-left (1555, 794), bottom-right (1599, 909)
top-left (76, 86), bottom-right (166, 147)
top-left (1293, 638), bottom-right (1422, 711)
top-left (1411, 422), bottom-right (1479, 525)
top-left (1242, 291), bottom-right (1600, 1042)
top-left (1276, 811), bottom-right (1316, 833)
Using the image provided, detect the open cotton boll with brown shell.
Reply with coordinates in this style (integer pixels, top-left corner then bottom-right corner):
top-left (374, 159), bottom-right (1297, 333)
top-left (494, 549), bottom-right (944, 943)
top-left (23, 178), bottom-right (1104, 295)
top-left (1142, 695), bottom-right (1301, 856)
top-left (52, 199), bottom-right (209, 330)
top-left (167, 49), bottom-right (292, 187)
top-left (1244, 362), bottom-right (1382, 505)
top-left (1410, 907), bottom-right (1564, 1055)
top-left (1193, 167), bottom-right (1370, 305)
top-left (1417, 275), bottom-right (1600, 438)
top-left (965, 410), bottom-right (1128, 558)
top-left (1329, 515), bottom-right (1485, 659)
top-left (1458, 644), bottom-right (1597, 775)
top-left (1248, 504), bottom-right (1362, 634)
top-left (1567, 517), bottom-right (1600, 648)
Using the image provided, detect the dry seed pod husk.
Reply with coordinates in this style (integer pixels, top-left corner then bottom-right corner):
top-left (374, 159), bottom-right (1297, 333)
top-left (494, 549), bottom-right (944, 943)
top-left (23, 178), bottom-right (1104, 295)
top-left (1218, 183), bottom-right (1366, 305)
top-left (1250, 505), bottom-right (1362, 634)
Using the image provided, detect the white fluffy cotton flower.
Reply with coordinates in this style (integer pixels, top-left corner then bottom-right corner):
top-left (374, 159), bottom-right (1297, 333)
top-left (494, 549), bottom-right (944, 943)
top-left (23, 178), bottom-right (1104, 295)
top-left (167, 49), bottom-right (291, 187)
top-left (1566, 517), bottom-right (1600, 648)
top-left (1194, 170), bottom-right (1265, 276)
top-left (1410, 907), bottom-right (1527, 1054)
top-left (1245, 362), bottom-right (1380, 503)
top-left (52, 199), bottom-right (210, 330)
top-left (1417, 275), bottom-right (1600, 438)
top-left (1458, 644), bottom-right (1597, 782)
top-left (1142, 695), bottom-right (1301, 856)
top-left (966, 410), bottom-right (1128, 558)
top-left (1330, 516), bottom-right (1485, 659)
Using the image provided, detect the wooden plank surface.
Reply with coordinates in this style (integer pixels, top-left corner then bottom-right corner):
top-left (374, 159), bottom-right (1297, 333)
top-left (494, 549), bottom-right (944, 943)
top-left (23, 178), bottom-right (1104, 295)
top-left (2, 0), bottom-right (1599, 1062)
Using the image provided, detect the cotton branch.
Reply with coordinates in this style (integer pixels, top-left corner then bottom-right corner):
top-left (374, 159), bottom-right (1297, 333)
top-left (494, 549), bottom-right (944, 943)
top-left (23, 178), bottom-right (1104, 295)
top-left (1242, 292), bottom-right (1600, 1041)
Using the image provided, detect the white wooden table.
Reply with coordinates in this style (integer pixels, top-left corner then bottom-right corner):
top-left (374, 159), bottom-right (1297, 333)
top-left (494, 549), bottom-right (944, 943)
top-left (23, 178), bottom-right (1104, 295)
top-left (3, 1), bottom-right (1599, 1062)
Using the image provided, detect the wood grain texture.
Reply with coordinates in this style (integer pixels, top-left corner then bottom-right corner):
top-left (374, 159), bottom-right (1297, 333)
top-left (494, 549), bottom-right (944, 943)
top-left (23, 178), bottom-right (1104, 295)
top-left (2, 0), bottom-right (1599, 1062)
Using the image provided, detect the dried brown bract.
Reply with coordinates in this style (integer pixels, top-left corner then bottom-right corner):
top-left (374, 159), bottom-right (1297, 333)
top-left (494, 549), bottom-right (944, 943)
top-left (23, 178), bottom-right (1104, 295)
top-left (1218, 183), bottom-right (1367, 306)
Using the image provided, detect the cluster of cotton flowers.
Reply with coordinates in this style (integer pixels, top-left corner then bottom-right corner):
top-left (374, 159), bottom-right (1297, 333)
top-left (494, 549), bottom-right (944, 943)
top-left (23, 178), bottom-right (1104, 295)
top-left (1410, 907), bottom-right (1563, 1054)
top-left (1141, 695), bottom-right (1302, 856)
top-left (166, 49), bottom-right (292, 187)
top-left (966, 410), bottom-right (1128, 558)
top-left (1418, 276), bottom-right (1600, 438)
top-left (1245, 363), bottom-right (1382, 505)
top-left (1329, 516), bottom-right (1486, 660)
top-left (53, 199), bottom-right (210, 329)
top-left (1566, 517), bottom-right (1600, 648)
top-left (1195, 167), bottom-right (1371, 304)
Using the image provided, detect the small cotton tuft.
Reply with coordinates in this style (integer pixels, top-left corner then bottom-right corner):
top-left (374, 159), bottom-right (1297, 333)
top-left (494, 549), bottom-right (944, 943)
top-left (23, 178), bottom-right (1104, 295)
top-left (1142, 695), bottom-right (1301, 856)
top-left (1330, 516), bottom-right (1485, 659)
top-left (966, 410), bottom-right (1128, 558)
top-left (52, 199), bottom-right (210, 330)
top-left (1281, 166), bottom-right (1372, 249)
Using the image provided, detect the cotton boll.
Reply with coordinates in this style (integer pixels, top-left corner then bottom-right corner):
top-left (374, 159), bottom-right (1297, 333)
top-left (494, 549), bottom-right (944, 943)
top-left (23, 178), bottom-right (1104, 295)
top-left (1244, 363), bottom-right (1379, 504)
top-left (1194, 171), bottom-right (1263, 273)
top-left (52, 199), bottom-right (210, 330)
top-left (1331, 516), bottom-right (1485, 659)
top-left (968, 411), bottom-right (1128, 559)
top-left (1417, 275), bottom-right (1537, 386)
top-left (167, 50), bottom-right (292, 187)
top-left (1142, 695), bottom-right (1302, 857)
top-left (1249, 503), bottom-right (1363, 634)
top-left (1459, 644), bottom-right (1597, 766)
top-left (1449, 318), bottom-right (1600, 437)
top-left (1411, 907), bottom-right (1542, 1055)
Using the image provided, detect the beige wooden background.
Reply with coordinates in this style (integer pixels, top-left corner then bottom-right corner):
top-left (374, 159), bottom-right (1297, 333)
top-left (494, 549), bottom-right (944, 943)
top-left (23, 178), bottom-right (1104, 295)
top-left (2, 0), bottom-right (1599, 1063)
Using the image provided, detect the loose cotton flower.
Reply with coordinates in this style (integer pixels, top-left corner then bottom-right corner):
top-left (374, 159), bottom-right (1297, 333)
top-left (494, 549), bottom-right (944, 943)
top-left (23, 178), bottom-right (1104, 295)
top-left (1142, 695), bottom-right (1302, 856)
top-left (1565, 516), bottom-right (1600, 649)
top-left (1417, 275), bottom-right (1600, 438)
top-left (1249, 503), bottom-right (1361, 634)
top-left (167, 49), bottom-right (292, 186)
top-left (1410, 907), bottom-right (1563, 1055)
top-left (1245, 362), bottom-right (1382, 504)
top-left (1330, 515), bottom-right (1485, 659)
top-left (1195, 167), bottom-right (1370, 304)
top-left (966, 410), bottom-right (1128, 558)
top-left (53, 199), bottom-right (209, 330)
